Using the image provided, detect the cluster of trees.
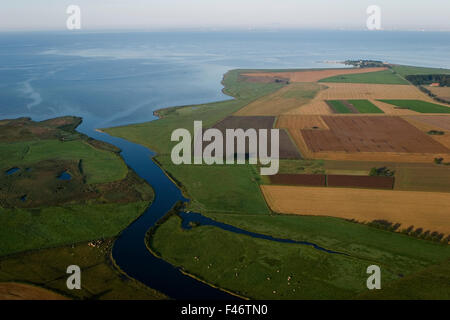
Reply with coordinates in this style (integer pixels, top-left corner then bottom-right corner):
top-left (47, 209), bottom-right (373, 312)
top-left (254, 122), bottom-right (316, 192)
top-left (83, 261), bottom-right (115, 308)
top-left (367, 220), bottom-right (450, 244)
top-left (369, 166), bottom-right (395, 177)
top-left (434, 157), bottom-right (450, 165)
top-left (406, 74), bottom-right (450, 86)
top-left (345, 218), bottom-right (450, 244)
top-left (368, 219), bottom-right (401, 232)
top-left (428, 130), bottom-right (445, 135)
top-left (344, 60), bottom-right (388, 68)
top-left (400, 225), bottom-right (449, 244)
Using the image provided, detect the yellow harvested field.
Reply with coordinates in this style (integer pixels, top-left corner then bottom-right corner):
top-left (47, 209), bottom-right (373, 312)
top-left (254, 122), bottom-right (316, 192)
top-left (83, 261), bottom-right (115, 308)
top-left (235, 83), bottom-right (322, 116)
top-left (428, 86), bottom-right (450, 101)
top-left (302, 151), bottom-right (450, 163)
top-left (316, 83), bottom-right (431, 100)
top-left (276, 115), bottom-right (329, 130)
top-left (284, 83), bottom-right (444, 115)
top-left (287, 100), bottom-right (334, 115)
top-left (0, 282), bottom-right (68, 300)
top-left (242, 67), bottom-right (387, 83)
top-left (261, 185), bottom-right (450, 235)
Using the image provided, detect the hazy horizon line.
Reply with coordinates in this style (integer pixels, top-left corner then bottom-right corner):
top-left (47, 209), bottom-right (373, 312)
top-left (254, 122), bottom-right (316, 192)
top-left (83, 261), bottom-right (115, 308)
top-left (2, 26), bottom-right (450, 34)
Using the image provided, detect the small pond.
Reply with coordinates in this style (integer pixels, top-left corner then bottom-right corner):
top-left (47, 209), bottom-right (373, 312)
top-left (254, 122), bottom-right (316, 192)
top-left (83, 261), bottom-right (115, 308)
top-left (5, 167), bottom-right (20, 176)
top-left (58, 171), bottom-right (72, 181)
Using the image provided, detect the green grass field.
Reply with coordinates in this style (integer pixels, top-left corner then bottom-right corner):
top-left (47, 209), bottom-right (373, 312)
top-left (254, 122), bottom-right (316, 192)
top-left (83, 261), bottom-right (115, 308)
top-left (277, 159), bottom-right (325, 175)
top-left (348, 100), bottom-right (384, 113)
top-left (392, 65), bottom-right (450, 77)
top-left (356, 258), bottom-right (450, 300)
top-left (378, 100), bottom-right (450, 113)
top-left (319, 70), bottom-right (409, 85)
top-left (204, 213), bottom-right (450, 265)
top-left (0, 139), bottom-right (127, 184)
top-left (150, 214), bottom-right (450, 299)
top-left (327, 100), bottom-right (352, 113)
top-left (156, 155), bottom-right (269, 214)
top-left (0, 239), bottom-right (165, 300)
top-left (0, 202), bottom-right (150, 256)
top-left (150, 215), bottom-right (380, 299)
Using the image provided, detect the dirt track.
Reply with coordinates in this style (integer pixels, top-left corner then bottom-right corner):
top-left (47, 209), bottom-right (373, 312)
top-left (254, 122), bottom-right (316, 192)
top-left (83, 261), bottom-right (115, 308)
top-left (261, 185), bottom-right (450, 235)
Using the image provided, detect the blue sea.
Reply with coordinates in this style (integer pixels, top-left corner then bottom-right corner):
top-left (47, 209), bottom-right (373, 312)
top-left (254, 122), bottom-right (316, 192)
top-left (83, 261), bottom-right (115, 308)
top-left (1, 30), bottom-right (449, 130)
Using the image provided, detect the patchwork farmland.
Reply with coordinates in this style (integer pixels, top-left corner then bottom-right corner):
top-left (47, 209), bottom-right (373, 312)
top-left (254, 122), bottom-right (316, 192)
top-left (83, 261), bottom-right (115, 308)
top-left (236, 66), bottom-right (450, 237)
top-left (284, 83), bottom-right (449, 115)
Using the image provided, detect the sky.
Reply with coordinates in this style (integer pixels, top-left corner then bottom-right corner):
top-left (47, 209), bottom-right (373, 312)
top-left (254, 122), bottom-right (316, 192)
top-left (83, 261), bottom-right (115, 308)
top-left (1, 0), bottom-right (450, 31)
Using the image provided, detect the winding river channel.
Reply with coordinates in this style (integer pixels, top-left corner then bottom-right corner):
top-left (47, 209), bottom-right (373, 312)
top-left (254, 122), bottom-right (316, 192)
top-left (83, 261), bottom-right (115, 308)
top-left (79, 122), bottom-right (343, 300)
top-left (83, 126), bottom-right (235, 299)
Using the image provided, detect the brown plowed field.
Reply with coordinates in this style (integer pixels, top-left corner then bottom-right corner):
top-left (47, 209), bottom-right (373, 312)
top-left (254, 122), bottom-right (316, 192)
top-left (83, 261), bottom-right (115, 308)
top-left (213, 115), bottom-right (275, 130)
top-left (327, 175), bottom-right (394, 189)
top-left (210, 116), bottom-right (301, 159)
top-left (261, 185), bottom-right (450, 235)
top-left (242, 67), bottom-right (387, 83)
top-left (301, 116), bottom-right (449, 154)
top-left (0, 283), bottom-right (67, 300)
top-left (269, 174), bottom-right (326, 186)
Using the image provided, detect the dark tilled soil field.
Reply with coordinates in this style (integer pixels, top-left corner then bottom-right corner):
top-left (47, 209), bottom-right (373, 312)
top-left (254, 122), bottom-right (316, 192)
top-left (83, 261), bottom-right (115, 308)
top-left (301, 116), bottom-right (449, 153)
top-left (269, 174), bottom-right (326, 186)
top-left (210, 116), bottom-right (301, 159)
